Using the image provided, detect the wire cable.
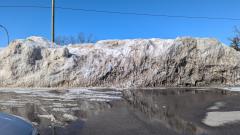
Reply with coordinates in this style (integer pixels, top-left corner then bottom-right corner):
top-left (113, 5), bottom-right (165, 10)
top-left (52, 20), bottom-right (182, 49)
top-left (0, 24), bottom-right (10, 45)
top-left (0, 5), bottom-right (240, 21)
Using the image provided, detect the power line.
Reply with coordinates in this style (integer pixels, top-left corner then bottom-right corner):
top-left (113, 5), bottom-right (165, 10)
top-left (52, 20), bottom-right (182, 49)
top-left (1, 5), bottom-right (240, 21)
top-left (0, 24), bottom-right (10, 45)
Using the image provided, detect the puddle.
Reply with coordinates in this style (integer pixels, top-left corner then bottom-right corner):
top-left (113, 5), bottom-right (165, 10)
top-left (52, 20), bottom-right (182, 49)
top-left (0, 88), bottom-right (240, 135)
top-left (0, 88), bottom-right (122, 135)
top-left (124, 88), bottom-right (240, 135)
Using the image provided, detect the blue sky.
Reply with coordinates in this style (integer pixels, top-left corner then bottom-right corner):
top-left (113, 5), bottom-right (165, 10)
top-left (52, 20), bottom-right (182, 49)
top-left (0, 0), bottom-right (239, 47)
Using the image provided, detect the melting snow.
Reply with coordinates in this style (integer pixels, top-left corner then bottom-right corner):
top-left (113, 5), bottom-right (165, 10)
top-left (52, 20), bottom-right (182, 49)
top-left (203, 111), bottom-right (240, 127)
top-left (0, 88), bottom-right (122, 102)
top-left (222, 87), bottom-right (240, 92)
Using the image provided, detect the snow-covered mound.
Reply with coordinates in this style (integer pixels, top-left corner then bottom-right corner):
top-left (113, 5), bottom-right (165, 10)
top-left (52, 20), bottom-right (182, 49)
top-left (0, 36), bottom-right (239, 88)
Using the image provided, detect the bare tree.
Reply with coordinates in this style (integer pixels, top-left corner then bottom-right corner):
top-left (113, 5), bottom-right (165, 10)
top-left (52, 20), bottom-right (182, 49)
top-left (56, 33), bottom-right (96, 45)
top-left (55, 36), bottom-right (64, 45)
top-left (70, 36), bottom-right (76, 44)
top-left (230, 26), bottom-right (240, 51)
top-left (86, 33), bottom-right (94, 43)
top-left (77, 33), bottom-right (85, 43)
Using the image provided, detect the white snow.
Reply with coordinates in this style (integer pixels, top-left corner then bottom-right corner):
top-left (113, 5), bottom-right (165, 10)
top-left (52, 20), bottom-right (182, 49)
top-left (2, 36), bottom-right (238, 88)
top-left (207, 102), bottom-right (225, 110)
top-left (0, 88), bottom-right (50, 94)
top-left (222, 87), bottom-right (240, 92)
top-left (65, 89), bottom-right (122, 102)
top-left (38, 114), bottom-right (56, 122)
top-left (203, 111), bottom-right (240, 127)
top-left (0, 88), bottom-right (122, 102)
top-left (63, 114), bottom-right (78, 121)
top-left (26, 36), bottom-right (51, 48)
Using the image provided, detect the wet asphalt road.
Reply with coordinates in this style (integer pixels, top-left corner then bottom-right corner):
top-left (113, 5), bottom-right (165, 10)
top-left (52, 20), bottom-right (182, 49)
top-left (0, 88), bottom-right (240, 135)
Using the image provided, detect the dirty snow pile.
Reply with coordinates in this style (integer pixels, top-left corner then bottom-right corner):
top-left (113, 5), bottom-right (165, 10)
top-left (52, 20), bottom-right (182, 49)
top-left (0, 36), bottom-right (240, 88)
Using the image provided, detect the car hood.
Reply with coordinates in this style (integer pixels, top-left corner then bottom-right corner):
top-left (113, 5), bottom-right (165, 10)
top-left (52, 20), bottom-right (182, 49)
top-left (0, 113), bottom-right (34, 135)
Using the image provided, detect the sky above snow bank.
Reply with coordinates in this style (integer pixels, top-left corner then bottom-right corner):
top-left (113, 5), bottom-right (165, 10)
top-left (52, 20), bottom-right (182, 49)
top-left (0, 0), bottom-right (240, 47)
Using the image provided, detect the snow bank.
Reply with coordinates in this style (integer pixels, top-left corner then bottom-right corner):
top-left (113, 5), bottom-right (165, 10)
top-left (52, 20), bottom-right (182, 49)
top-left (0, 36), bottom-right (240, 88)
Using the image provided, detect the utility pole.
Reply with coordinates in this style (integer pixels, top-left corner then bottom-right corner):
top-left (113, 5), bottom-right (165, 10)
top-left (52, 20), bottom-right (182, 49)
top-left (51, 0), bottom-right (55, 47)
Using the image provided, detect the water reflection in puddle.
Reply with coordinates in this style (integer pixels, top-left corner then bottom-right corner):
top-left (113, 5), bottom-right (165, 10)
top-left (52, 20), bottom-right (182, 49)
top-left (0, 88), bottom-right (122, 135)
top-left (124, 88), bottom-right (240, 135)
top-left (0, 88), bottom-right (240, 135)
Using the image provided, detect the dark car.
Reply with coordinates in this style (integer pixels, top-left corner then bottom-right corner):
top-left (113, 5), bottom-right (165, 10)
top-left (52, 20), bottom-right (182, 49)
top-left (0, 113), bottom-right (38, 135)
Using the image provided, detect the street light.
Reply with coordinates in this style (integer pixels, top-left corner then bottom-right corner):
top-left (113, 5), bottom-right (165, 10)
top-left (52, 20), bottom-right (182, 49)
top-left (0, 24), bottom-right (10, 45)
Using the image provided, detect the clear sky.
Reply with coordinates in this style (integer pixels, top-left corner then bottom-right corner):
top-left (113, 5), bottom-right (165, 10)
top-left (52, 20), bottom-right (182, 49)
top-left (0, 0), bottom-right (240, 47)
